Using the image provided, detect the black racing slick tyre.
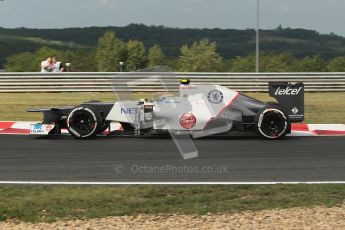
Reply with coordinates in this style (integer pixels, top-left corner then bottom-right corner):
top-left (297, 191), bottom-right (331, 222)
top-left (255, 106), bottom-right (289, 140)
top-left (67, 106), bottom-right (102, 139)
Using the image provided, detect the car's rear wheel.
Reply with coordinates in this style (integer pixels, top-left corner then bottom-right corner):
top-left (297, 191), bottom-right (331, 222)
top-left (67, 106), bottom-right (102, 139)
top-left (256, 106), bottom-right (288, 139)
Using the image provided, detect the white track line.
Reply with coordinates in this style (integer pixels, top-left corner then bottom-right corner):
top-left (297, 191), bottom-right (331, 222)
top-left (1, 181), bottom-right (345, 185)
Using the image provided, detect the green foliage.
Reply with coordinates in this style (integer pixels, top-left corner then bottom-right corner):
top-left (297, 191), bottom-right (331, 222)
top-left (62, 50), bottom-right (97, 72)
top-left (95, 31), bottom-right (126, 72)
top-left (3, 26), bottom-right (345, 73)
top-left (2, 24), bottom-right (345, 69)
top-left (178, 38), bottom-right (222, 72)
top-left (148, 44), bottom-right (166, 67)
top-left (34, 47), bottom-right (64, 70)
top-left (260, 53), bottom-right (297, 72)
top-left (230, 54), bottom-right (256, 72)
top-left (327, 56), bottom-right (345, 72)
top-left (4, 47), bottom-right (96, 72)
top-left (292, 55), bottom-right (326, 72)
top-left (4, 52), bottom-right (37, 72)
top-left (35, 47), bottom-right (63, 60)
top-left (5, 47), bottom-right (63, 72)
top-left (125, 40), bottom-right (147, 71)
top-left (230, 52), bottom-right (297, 72)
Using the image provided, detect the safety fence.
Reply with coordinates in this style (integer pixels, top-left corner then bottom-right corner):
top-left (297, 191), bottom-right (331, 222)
top-left (0, 72), bottom-right (344, 92)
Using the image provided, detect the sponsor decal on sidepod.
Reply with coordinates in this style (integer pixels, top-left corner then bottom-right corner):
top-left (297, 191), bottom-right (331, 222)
top-left (180, 113), bottom-right (197, 129)
top-left (207, 90), bottom-right (224, 104)
top-left (120, 108), bottom-right (136, 114)
top-left (275, 86), bottom-right (302, 96)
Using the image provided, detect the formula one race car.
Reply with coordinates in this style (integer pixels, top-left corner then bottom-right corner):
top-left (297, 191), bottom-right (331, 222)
top-left (29, 80), bottom-right (304, 139)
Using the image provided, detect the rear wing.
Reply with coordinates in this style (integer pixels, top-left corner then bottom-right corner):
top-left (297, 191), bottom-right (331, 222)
top-left (269, 82), bottom-right (304, 122)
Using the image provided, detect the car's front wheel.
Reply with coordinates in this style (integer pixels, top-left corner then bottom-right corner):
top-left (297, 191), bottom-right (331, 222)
top-left (67, 106), bottom-right (101, 139)
top-left (255, 106), bottom-right (289, 139)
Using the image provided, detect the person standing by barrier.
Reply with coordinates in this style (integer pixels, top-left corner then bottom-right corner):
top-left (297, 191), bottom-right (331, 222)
top-left (41, 57), bottom-right (54, 72)
top-left (52, 57), bottom-right (65, 72)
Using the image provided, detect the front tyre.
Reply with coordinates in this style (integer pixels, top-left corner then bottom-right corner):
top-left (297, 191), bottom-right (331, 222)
top-left (67, 107), bottom-right (101, 139)
top-left (255, 107), bottom-right (288, 139)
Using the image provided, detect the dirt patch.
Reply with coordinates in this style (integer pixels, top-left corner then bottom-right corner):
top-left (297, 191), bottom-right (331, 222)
top-left (1, 203), bottom-right (345, 230)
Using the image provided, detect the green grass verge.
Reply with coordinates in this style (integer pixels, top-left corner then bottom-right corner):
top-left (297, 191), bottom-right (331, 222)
top-left (0, 92), bottom-right (344, 123)
top-left (0, 92), bottom-right (153, 121)
top-left (1, 185), bottom-right (345, 222)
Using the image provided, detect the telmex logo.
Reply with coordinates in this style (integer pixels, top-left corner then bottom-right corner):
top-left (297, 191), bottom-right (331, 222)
top-left (275, 87), bottom-right (302, 96)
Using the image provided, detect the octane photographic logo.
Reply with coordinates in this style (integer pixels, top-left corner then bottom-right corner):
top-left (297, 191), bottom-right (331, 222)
top-left (111, 67), bottom-right (228, 159)
top-left (207, 90), bottom-right (224, 104)
top-left (110, 68), bottom-right (235, 159)
top-left (180, 113), bottom-right (197, 129)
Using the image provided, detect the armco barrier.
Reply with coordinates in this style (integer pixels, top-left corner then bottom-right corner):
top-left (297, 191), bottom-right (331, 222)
top-left (0, 72), bottom-right (344, 92)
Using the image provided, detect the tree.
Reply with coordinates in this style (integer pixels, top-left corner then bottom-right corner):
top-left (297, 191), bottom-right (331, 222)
top-left (148, 45), bottom-right (165, 67)
top-left (34, 47), bottom-right (62, 62)
top-left (4, 47), bottom-right (97, 72)
top-left (34, 47), bottom-right (63, 70)
top-left (327, 56), bottom-right (345, 72)
top-left (62, 50), bottom-right (97, 72)
top-left (4, 47), bottom-right (62, 72)
top-left (229, 52), bottom-right (297, 72)
top-left (95, 31), bottom-right (126, 72)
top-left (292, 55), bottom-right (326, 72)
top-left (4, 52), bottom-right (36, 72)
top-left (178, 38), bottom-right (222, 72)
top-left (260, 53), bottom-right (297, 72)
top-left (125, 40), bottom-right (147, 71)
top-left (229, 54), bottom-right (255, 72)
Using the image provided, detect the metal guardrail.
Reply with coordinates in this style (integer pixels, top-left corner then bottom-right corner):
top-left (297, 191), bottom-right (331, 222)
top-left (0, 72), bottom-right (344, 92)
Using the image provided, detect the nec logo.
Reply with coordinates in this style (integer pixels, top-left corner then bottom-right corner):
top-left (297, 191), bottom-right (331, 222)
top-left (275, 87), bottom-right (302, 96)
top-left (121, 108), bottom-right (136, 114)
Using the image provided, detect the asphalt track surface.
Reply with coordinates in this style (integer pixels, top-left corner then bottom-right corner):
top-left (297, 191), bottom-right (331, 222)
top-left (0, 135), bottom-right (344, 182)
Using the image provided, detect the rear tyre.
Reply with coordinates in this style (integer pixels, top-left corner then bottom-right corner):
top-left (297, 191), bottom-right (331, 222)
top-left (255, 106), bottom-right (288, 139)
top-left (67, 106), bottom-right (102, 139)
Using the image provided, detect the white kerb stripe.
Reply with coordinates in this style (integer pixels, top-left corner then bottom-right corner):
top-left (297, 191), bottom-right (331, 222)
top-left (308, 124), bottom-right (345, 131)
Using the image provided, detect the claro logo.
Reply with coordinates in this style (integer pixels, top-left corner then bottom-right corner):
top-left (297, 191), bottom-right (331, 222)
top-left (180, 113), bottom-right (197, 129)
top-left (275, 87), bottom-right (302, 96)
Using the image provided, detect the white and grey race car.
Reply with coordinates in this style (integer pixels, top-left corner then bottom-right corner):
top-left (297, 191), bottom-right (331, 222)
top-left (29, 80), bottom-right (304, 139)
